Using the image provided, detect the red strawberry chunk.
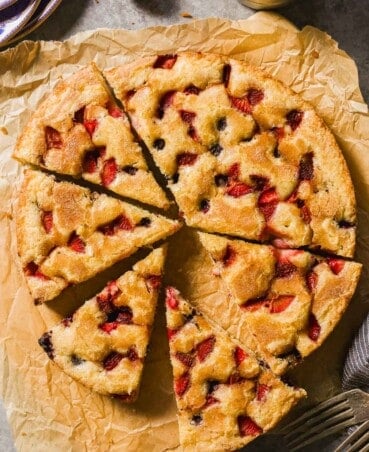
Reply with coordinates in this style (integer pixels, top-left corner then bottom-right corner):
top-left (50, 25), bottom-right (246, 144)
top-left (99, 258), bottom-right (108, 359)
top-left (184, 84), bottom-right (200, 95)
top-left (197, 336), bottom-right (216, 362)
top-left (153, 54), bottom-right (177, 69)
top-left (157, 90), bottom-right (176, 118)
top-left (227, 373), bottom-right (245, 385)
top-left (167, 328), bottom-right (178, 340)
top-left (272, 127), bottom-right (285, 141)
top-left (204, 394), bottom-right (219, 408)
top-left (226, 182), bottom-right (253, 198)
top-left (175, 373), bottom-right (190, 397)
top-left (175, 352), bottom-right (194, 368)
top-left (177, 152), bottom-right (198, 166)
top-left (308, 313), bottom-right (321, 341)
top-left (275, 262), bottom-right (297, 278)
top-left (222, 64), bottom-right (231, 87)
top-left (166, 287), bottom-right (179, 309)
top-left (188, 125), bottom-right (200, 142)
top-left (107, 103), bottom-right (123, 118)
top-left (327, 258), bottom-right (345, 275)
top-left (100, 322), bottom-right (119, 334)
top-left (272, 238), bottom-right (291, 249)
top-left (238, 416), bottom-right (263, 437)
top-left (62, 315), bottom-right (73, 327)
top-left (98, 214), bottom-right (134, 235)
top-left (258, 187), bottom-right (279, 222)
top-left (180, 110), bottom-right (196, 124)
top-left (45, 126), bottom-right (63, 150)
top-left (83, 119), bottom-right (98, 136)
top-left (287, 110), bottom-right (304, 131)
top-left (298, 152), bottom-right (314, 180)
top-left (97, 280), bottom-right (121, 313)
top-left (223, 245), bottom-right (237, 267)
top-left (306, 270), bottom-right (318, 291)
top-left (301, 205), bottom-right (312, 223)
top-left (230, 96), bottom-right (252, 115)
top-left (234, 346), bottom-right (248, 366)
top-left (101, 157), bottom-right (118, 186)
top-left (127, 347), bottom-right (139, 361)
top-left (256, 384), bottom-right (270, 402)
top-left (259, 202), bottom-right (278, 222)
top-left (228, 163), bottom-right (240, 179)
top-left (270, 295), bottom-right (295, 314)
top-left (82, 147), bottom-right (106, 174)
top-left (68, 232), bottom-right (85, 253)
top-left (247, 88), bottom-right (264, 106)
top-left (24, 262), bottom-right (49, 280)
top-left (42, 211), bottom-right (53, 233)
top-left (103, 352), bottom-right (123, 371)
top-left (242, 298), bottom-right (269, 312)
top-left (145, 274), bottom-right (162, 291)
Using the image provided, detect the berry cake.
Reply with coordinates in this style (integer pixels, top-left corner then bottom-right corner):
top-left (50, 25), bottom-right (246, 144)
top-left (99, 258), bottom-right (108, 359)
top-left (105, 52), bottom-right (356, 257)
top-left (199, 233), bottom-right (362, 375)
top-left (38, 246), bottom-right (166, 401)
top-left (16, 170), bottom-right (180, 303)
top-left (165, 287), bottom-right (306, 451)
top-left (13, 63), bottom-right (169, 209)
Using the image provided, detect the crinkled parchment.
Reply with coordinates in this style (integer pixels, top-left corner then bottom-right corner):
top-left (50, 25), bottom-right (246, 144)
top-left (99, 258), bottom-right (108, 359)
top-left (0, 12), bottom-right (369, 451)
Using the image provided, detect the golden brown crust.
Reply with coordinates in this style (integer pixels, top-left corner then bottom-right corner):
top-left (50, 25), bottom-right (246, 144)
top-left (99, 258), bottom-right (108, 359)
top-left (199, 232), bottom-right (362, 374)
top-left (16, 170), bottom-right (180, 303)
top-left (38, 246), bottom-right (166, 400)
top-left (165, 287), bottom-right (305, 451)
top-left (106, 51), bottom-right (357, 257)
top-left (13, 63), bottom-right (169, 209)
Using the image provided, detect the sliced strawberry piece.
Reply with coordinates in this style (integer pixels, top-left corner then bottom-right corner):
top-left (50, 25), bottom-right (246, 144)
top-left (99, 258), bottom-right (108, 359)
top-left (175, 352), bottom-right (194, 368)
top-left (184, 84), bottom-right (200, 95)
top-left (153, 54), bottom-right (177, 69)
top-left (272, 238), bottom-right (291, 249)
top-left (275, 262), bottom-right (297, 278)
top-left (327, 258), bottom-right (345, 275)
top-left (68, 232), bottom-right (85, 253)
top-left (175, 373), bottom-right (190, 397)
top-left (298, 152), bottom-right (314, 180)
top-left (180, 110), bottom-right (196, 124)
top-left (167, 328), bottom-right (178, 340)
top-left (308, 313), bottom-right (321, 341)
top-left (100, 322), bottom-right (119, 334)
top-left (45, 126), bottom-right (62, 150)
top-left (101, 157), bottom-right (118, 186)
top-left (116, 306), bottom-right (133, 325)
top-left (107, 103), bottom-right (123, 118)
top-left (166, 287), bottom-right (179, 309)
top-left (62, 315), bottom-right (73, 327)
top-left (256, 384), bottom-right (270, 402)
top-left (247, 88), bottom-right (264, 106)
top-left (272, 127), bottom-right (285, 141)
top-left (222, 64), bottom-right (231, 87)
top-left (230, 96), bottom-right (252, 115)
top-left (228, 163), bottom-right (240, 179)
top-left (258, 187), bottom-right (278, 205)
top-left (226, 182), bottom-right (253, 198)
top-left (234, 346), bottom-right (248, 366)
top-left (306, 270), bottom-right (318, 292)
top-left (103, 352), bottom-right (123, 371)
top-left (227, 373), bottom-right (245, 385)
top-left (24, 262), bottom-right (49, 280)
top-left (301, 205), bottom-right (312, 223)
top-left (97, 281), bottom-right (121, 314)
top-left (188, 125), bottom-right (200, 142)
top-left (242, 298), bottom-right (269, 312)
top-left (197, 336), bottom-right (216, 362)
top-left (223, 245), bottom-right (237, 267)
top-left (98, 215), bottom-right (134, 235)
top-left (145, 275), bottom-right (162, 292)
top-left (259, 202), bottom-right (278, 222)
top-left (157, 90), bottom-right (176, 118)
top-left (73, 106), bottom-right (85, 124)
top-left (287, 110), bottom-right (304, 131)
top-left (41, 211), bottom-right (53, 234)
top-left (127, 347), bottom-right (139, 361)
top-left (176, 152), bottom-right (198, 166)
top-left (238, 416), bottom-right (263, 437)
top-left (270, 295), bottom-right (294, 314)
top-left (83, 119), bottom-right (98, 136)
top-left (204, 395), bottom-right (218, 408)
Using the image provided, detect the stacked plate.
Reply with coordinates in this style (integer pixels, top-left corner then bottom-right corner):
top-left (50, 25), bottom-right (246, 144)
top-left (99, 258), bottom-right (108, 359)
top-left (0, 0), bottom-right (62, 47)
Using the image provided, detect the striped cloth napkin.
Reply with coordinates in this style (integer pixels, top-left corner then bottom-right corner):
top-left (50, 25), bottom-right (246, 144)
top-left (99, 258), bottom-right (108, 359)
top-left (343, 315), bottom-right (369, 391)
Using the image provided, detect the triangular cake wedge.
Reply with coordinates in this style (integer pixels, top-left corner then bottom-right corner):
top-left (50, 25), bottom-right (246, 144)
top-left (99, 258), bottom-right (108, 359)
top-left (13, 63), bottom-right (169, 209)
top-left (199, 232), bottom-right (362, 374)
top-left (38, 246), bottom-right (166, 402)
top-left (16, 170), bottom-right (180, 303)
top-left (105, 52), bottom-right (356, 257)
top-left (165, 287), bottom-right (306, 451)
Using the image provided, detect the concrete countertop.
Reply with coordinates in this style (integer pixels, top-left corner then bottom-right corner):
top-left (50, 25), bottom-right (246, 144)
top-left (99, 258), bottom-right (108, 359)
top-left (1, 0), bottom-right (369, 450)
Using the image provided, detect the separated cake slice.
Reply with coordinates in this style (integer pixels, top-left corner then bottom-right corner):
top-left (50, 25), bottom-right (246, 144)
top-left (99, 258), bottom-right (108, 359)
top-left (165, 287), bottom-right (306, 451)
top-left (16, 170), bottom-right (180, 303)
top-left (13, 63), bottom-right (169, 209)
top-left (199, 232), bottom-right (362, 374)
top-left (106, 51), bottom-right (356, 257)
top-left (38, 246), bottom-right (166, 402)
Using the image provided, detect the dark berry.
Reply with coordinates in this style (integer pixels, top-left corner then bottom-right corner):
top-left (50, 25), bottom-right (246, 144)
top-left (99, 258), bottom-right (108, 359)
top-left (338, 219), bottom-right (355, 228)
top-left (216, 117), bottom-right (227, 131)
top-left (273, 147), bottom-right (280, 158)
top-left (172, 173), bottom-right (179, 184)
top-left (200, 199), bottom-right (210, 213)
top-left (214, 174), bottom-right (228, 187)
top-left (222, 64), bottom-right (231, 87)
top-left (123, 165), bottom-right (138, 175)
top-left (138, 217), bottom-right (151, 227)
top-left (209, 143), bottom-right (223, 156)
top-left (71, 354), bottom-right (84, 366)
top-left (190, 414), bottom-right (203, 426)
top-left (153, 138), bottom-right (165, 150)
top-left (38, 332), bottom-right (54, 360)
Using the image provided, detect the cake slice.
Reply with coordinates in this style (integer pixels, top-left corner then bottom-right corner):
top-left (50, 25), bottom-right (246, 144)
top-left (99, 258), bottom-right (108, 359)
top-left (165, 287), bottom-right (306, 451)
top-left (199, 232), bottom-right (362, 374)
top-left (13, 63), bottom-right (169, 209)
top-left (106, 51), bottom-right (356, 257)
top-left (16, 170), bottom-right (180, 303)
top-left (38, 246), bottom-right (166, 401)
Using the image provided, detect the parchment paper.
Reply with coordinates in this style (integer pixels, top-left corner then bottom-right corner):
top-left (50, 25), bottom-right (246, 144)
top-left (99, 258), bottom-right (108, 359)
top-left (1, 12), bottom-right (369, 451)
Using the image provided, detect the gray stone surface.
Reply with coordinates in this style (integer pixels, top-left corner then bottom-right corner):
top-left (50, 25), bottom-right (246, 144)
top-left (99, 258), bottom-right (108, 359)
top-left (1, 0), bottom-right (369, 450)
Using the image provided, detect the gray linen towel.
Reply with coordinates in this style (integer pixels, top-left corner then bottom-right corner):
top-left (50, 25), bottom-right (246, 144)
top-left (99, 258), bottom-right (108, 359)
top-left (343, 315), bottom-right (369, 391)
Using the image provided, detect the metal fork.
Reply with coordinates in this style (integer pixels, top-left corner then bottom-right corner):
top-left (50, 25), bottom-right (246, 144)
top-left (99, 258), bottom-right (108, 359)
top-left (276, 389), bottom-right (369, 451)
top-left (334, 420), bottom-right (369, 452)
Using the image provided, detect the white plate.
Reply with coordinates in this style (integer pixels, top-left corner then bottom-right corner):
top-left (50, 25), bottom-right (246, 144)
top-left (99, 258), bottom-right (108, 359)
top-left (0, 0), bottom-right (41, 46)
